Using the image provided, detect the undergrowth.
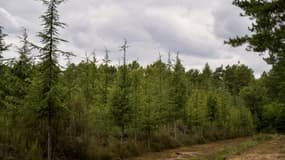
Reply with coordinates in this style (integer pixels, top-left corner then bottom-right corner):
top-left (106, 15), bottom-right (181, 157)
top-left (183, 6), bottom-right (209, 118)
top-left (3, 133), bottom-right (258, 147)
top-left (203, 134), bottom-right (279, 160)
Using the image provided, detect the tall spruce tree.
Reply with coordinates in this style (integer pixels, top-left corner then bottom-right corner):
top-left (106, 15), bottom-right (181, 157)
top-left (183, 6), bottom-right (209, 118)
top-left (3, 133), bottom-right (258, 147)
top-left (35, 0), bottom-right (69, 159)
top-left (10, 28), bottom-right (33, 136)
top-left (142, 66), bottom-right (160, 150)
top-left (0, 26), bottom-right (11, 159)
top-left (156, 54), bottom-right (165, 126)
top-left (170, 54), bottom-right (187, 138)
top-left (111, 39), bottom-right (132, 144)
top-left (14, 28), bottom-right (33, 89)
top-left (201, 63), bottom-right (212, 90)
top-left (128, 61), bottom-right (142, 143)
top-left (101, 48), bottom-right (111, 106)
top-left (0, 26), bottom-right (11, 108)
top-left (166, 51), bottom-right (173, 134)
top-left (83, 52), bottom-right (91, 111)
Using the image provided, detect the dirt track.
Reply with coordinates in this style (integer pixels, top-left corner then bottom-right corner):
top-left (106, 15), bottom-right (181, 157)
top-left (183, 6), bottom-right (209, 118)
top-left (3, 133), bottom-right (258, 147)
top-left (229, 135), bottom-right (285, 160)
top-left (129, 137), bottom-right (248, 160)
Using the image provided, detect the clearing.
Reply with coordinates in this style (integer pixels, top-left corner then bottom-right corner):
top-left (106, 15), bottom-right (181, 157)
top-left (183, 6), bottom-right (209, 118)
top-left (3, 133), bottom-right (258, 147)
top-left (129, 137), bottom-right (249, 160)
top-left (130, 135), bottom-right (285, 160)
top-left (229, 135), bottom-right (285, 160)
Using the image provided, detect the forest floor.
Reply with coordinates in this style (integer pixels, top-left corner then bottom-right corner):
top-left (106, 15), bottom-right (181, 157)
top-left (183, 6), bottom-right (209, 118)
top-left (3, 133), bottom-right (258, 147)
top-left (229, 135), bottom-right (285, 160)
top-left (129, 137), bottom-right (249, 160)
top-left (129, 135), bottom-right (285, 160)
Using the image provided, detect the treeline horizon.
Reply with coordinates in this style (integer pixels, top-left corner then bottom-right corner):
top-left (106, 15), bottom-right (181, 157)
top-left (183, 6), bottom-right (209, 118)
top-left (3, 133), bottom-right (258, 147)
top-left (2, 31), bottom-right (255, 77)
top-left (1, 0), bottom-right (285, 160)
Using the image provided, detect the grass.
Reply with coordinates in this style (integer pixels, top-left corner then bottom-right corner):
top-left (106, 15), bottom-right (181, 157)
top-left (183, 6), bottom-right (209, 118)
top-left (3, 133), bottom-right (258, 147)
top-left (202, 134), bottom-right (279, 160)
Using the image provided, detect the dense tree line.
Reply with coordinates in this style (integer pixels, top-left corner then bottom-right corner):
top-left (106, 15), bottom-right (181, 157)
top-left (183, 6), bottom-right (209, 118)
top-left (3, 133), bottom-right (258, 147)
top-left (227, 0), bottom-right (285, 132)
top-left (0, 0), bottom-right (284, 159)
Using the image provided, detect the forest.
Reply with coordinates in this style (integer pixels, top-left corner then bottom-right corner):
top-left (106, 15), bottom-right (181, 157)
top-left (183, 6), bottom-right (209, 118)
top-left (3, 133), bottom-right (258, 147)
top-left (0, 0), bottom-right (285, 160)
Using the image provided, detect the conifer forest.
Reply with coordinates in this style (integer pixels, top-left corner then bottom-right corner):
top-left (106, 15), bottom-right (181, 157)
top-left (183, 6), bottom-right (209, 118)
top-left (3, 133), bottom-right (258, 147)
top-left (0, 0), bottom-right (285, 159)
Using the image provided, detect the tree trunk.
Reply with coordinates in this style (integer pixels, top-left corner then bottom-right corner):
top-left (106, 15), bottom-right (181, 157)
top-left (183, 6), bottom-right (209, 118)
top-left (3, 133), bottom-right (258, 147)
top-left (4, 111), bottom-right (9, 158)
top-left (174, 120), bottom-right (177, 140)
top-left (121, 125), bottom-right (124, 145)
top-left (134, 129), bottom-right (137, 145)
top-left (147, 129), bottom-right (151, 151)
top-left (183, 106), bottom-right (186, 135)
top-left (167, 123), bottom-right (170, 136)
top-left (48, 120), bottom-right (52, 160)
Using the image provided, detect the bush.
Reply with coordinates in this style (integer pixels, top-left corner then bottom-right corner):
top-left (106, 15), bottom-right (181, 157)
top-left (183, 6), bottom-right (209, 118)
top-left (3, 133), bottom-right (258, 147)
top-left (151, 133), bottom-right (180, 151)
top-left (26, 140), bottom-right (43, 160)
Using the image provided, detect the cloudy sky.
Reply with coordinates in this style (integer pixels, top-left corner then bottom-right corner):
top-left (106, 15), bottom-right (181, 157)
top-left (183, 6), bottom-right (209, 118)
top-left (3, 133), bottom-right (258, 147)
top-left (0, 0), bottom-right (270, 76)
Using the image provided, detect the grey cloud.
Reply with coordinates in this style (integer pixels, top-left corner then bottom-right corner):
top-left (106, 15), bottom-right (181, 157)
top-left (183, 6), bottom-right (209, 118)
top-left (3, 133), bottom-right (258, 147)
top-left (141, 10), bottom-right (220, 58)
top-left (0, 8), bottom-right (21, 32)
top-left (0, 0), bottom-right (270, 75)
top-left (212, 1), bottom-right (250, 40)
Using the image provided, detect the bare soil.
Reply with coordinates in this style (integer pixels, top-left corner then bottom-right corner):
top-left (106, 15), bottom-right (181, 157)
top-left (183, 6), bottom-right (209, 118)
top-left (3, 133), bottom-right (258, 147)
top-left (229, 135), bottom-right (285, 160)
top-left (129, 137), bottom-right (249, 160)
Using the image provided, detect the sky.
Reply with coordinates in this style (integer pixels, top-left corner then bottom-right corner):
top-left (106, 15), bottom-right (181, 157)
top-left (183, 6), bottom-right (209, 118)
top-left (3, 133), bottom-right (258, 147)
top-left (0, 0), bottom-right (270, 76)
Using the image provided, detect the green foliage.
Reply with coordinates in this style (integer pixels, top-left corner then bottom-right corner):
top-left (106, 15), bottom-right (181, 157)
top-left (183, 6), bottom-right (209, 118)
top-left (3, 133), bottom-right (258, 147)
top-left (110, 64), bottom-right (132, 143)
top-left (1, 0), bottom-right (284, 159)
top-left (168, 55), bottom-right (187, 138)
top-left (26, 140), bottom-right (44, 160)
top-left (0, 26), bottom-right (11, 110)
top-left (24, 0), bottom-right (71, 159)
top-left (261, 102), bottom-right (285, 132)
top-left (0, 26), bottom-right (11, 60)
top-left (266, 61), bottom-right (285, 103)
top-left (227, 0), bottom-right (285, 132)
top-left (171, 55), bottom-right (187, 121)
top-left (227, 0), bottom-right (285, 64)
top-left (240, 78), bottom-right (267, 131)
top-left (201, 63), bottom-right (213, 89)
top-left (35, 0), bottom-right (67, 119)
top-left (223, 64), bottom-right (254, 95)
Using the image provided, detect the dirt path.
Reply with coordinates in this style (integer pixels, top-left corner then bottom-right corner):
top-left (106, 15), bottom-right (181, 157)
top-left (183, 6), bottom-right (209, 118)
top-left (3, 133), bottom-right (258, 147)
top-left (129, 137), bottom-right (249, 160)
top-left (229, 135), bottom-right (285, 160)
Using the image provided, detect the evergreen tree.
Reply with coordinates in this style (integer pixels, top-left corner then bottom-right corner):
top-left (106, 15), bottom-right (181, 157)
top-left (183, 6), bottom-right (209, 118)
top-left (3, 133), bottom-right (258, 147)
top-left (32, 0), bottom-right (70, 159)
top-left (207, 94), bottom-right (218, 122)
top-left (151, 55), bottom-right (168, 127)
top-left (0, 26), bottom-right (11, 109)
top-left (227, 0), bottom-right (285, 104)
top-left (165, 52), bottom-right (173, 134)
top-left (95, 48), bottom-right (113, 132)
top-left (141, 66), bottom-right (160, 150)
top-left (0, 26), bottom-right (11, 61)
top-left (200, 63), bottom-right (213, 90)
top-left (101, 48), bottom-right (111, 106)
top-left (0, 1), bottom-right (271, 157)
top-left (170, 54), bottom-right (187, 138)
top-left (110, 39), bottom-right (132, 144)
top-left (240, 77), bottom-right (267, 131)
top-left (186, 88), bottom-right (208, 132)
top-left (83, 53), bottom-right (92, 111)
top-left (213, 65), bottom-right (224, 87)
top-left (13, 28), bottom-right (33, 97)
top-left (90, 50), bottom-right (98, 103)
top-left (227, 0), bottom-right (285, 63)
top-left (128, 61), bottom-right (143, 143)
top-left (3, 29), bottom-right (33, 156)
top-left (0, 26), bottom-right (12, 159)
top-left (223, 64), bottom-right (254, 95)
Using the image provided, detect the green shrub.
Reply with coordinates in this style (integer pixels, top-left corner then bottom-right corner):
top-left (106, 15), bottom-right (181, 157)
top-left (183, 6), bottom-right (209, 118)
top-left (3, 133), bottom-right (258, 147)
top-left (26, 140), bottom-right (43, 160)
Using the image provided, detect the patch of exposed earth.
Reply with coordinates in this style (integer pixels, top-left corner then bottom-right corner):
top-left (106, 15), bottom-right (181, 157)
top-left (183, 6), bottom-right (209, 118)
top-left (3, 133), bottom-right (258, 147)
top-left (129, 137), bottom-right (249, 160)
top-left (229, 135), bottom-right (285, 160)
